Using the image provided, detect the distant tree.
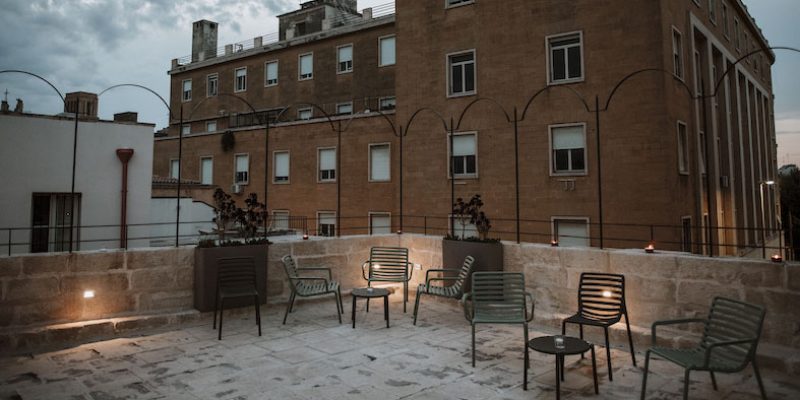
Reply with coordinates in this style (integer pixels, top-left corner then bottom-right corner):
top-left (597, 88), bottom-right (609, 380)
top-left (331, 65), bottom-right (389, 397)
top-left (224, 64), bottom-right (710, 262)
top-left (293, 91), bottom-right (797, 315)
top-left (779, 164), bottom-right (800, 259)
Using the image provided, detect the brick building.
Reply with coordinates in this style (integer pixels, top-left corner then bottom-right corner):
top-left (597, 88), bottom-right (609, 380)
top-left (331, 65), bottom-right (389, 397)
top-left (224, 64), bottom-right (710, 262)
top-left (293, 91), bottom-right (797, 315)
top-left (154, 0), bottom-right (778, 256)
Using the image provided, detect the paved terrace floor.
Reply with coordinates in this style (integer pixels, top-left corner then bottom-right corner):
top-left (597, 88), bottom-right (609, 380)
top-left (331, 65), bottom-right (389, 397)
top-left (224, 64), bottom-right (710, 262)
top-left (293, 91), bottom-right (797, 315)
top-left (2, 295), bottom-right (799, 400)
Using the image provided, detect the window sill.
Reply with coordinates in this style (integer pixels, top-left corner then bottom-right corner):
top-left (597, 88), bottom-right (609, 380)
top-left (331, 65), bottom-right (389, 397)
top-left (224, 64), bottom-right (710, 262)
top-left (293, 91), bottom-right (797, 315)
top-left (234, 89), bottom-right (246, 93)
top-left (378, 63), bottom-right (395, 68)
top-left (368, 179), bottom-right (392, 183)
top-left (317, 180), bottom-right (336, 184)
top-left (447, 91), bottom-right (477, 99)
top-left (549, 77), bottom-right (585, 86)
top-left (446, 1), bottom-right (475, 10)
top-left (337, 70), bottom-right (353, 75)
top-left (449, 175), bottom-right (479, 180)
top-left (273, 180), bottom-right (290, 185)
top-left (265, 83), bottom-right (278, 88)
top-left (550, 171), bottom-right (587, 178)
top-left (299, 76), bottom-right (314, 81)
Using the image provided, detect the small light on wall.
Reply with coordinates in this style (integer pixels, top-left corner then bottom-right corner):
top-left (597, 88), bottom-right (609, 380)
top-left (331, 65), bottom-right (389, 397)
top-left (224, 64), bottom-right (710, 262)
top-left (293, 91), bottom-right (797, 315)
top-left (396, 230), bottom-right (402, 235)
top-left (550, 240), bottom-right (559, 247)
top-left (602, 290), bottom-right (612, 298)
top-left (645, 243), bottom-right (655, 253)
top-left (83, 290), bottom-right (95, 299)
top-left (771, 254), bottom-right (783, 263)
top-left (303, 233), bottom-right (309, 240)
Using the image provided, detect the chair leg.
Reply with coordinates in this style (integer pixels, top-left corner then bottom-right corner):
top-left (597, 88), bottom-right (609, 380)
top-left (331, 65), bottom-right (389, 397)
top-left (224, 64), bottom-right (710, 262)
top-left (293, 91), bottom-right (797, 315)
top-left (604, 327), bottom-right (613, 381)
top-left (218, 298), bottom-right (224, 340)
top-left (683, 369), bottom-right (691, 400)
top-left (282, 292), bottom-right (296, 325)
top-left (753, 360), bottom-right (768, 400)
top-left (640, 350), bottom-right (652, 400)
top-left (404, 282), bottom-right (408, 313)
top-left (334, 293), bottom-right (342, 324)
top-left (254, 295), bottom-right (262, 337)
top-left (413, 290), bottom-right (422, 325)
top-left (625, 311), bottom-right (637, 366)
top-left (366, 282), bottom-right (370, 312)
top-left (523, 324), bottom-right (529, 390)
top-left (213, 291), bottom-right (219, 329)
top-left (579, 324), bottom-right (585, 359)
top-left (472, 324), bottom-right (476, 367)
top-left (561, 320), bottom-right (566, 335)
top-left (710, 371), bottom-right (718, 391)
top-left (337, 287), bottom-right (344, 314)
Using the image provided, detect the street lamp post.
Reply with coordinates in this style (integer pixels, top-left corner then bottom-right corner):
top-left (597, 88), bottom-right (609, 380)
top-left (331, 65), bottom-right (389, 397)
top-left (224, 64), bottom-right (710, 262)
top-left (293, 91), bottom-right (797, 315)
top-left (759, 180), bottom-right (775, 258)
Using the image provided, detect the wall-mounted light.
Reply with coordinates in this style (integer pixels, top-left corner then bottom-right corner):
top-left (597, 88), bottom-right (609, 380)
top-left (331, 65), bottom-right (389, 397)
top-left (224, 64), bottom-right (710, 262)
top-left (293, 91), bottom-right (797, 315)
top-left (645, 243), bottom-right (655, 253)
top-left (550, 240), bottom-right (559, 247)
top-left (771, 254), bottom-right (783, 263)
top-left (396, 230), bottom-right (402, 235)
top-left (83, 290), bottom-right (95, 299)
top-left (303, 233), bottom-right (309, 240)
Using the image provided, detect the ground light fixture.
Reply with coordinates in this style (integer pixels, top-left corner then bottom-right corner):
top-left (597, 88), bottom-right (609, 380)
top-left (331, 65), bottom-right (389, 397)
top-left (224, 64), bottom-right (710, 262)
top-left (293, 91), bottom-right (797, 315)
top-left (83, 290), bottom-right (95, 299)
top-left (550, 239), bottom-right (559, 247)
top-left (302, 233), bottom-right (309, 240)
top-left (645, 242), bottom-right (655, 253)
top-left (771, 254), bottom-right (783, 263)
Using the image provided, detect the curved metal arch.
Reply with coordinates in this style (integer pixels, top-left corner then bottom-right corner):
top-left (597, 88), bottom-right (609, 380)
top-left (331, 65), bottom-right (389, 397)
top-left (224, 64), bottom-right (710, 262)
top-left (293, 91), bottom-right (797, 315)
top-left (273, 102), bottom-right (337, 132)
top-left (455, 97), bottom-right (511, 130)
top-left (0, 69), bottom-right (65, 103)
top-left (98, 83), bottom-right (173, 120)
top-left (404, 106), bottom-right (450, 135)
top-left (603, 68), bottom-right (695, 111)
top-left (520, 84), bottom-right (590, 121)
top-left (712, 46), bottom-right (800, 98)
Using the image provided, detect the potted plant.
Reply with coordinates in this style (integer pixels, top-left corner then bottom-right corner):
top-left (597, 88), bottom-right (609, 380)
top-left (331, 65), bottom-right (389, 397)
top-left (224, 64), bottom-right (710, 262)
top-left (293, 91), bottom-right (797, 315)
top-left (442, 194), bottom-right (503, 292)
top-left (194, 188), bottom-right (270, 312)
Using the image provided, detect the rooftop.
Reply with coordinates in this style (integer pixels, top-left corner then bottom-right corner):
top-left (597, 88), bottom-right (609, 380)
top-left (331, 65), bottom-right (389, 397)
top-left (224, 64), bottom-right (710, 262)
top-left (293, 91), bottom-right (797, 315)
top-left (2, 298), bottom-right (798, 400)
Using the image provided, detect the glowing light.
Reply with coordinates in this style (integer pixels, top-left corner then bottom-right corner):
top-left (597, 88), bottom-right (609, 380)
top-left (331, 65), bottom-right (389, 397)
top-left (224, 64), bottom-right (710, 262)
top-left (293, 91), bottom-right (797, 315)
top-left (550, 240), bottom-right (559, 247)
top-left (645, 243), bottom-right (655, 253)
top-left (374, 264), bottom-right (381, 269)
top-left (396, 230), bottom-right (402, 235)
top-left (83, 290), bottom-right (95, 299)
top-left (771, 254), bottom-right (783, 263)
top-left (302, 234), bottom-right (309, 240)
top-left (602, 290), bottom-right (612, 298)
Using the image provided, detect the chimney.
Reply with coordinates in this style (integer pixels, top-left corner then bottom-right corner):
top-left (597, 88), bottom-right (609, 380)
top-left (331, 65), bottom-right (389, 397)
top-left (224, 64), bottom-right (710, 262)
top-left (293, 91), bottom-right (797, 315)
top-left (114, 112), bottom-right (138, 123)
top-left (64, 92), bottom-right (99, 119)
top-left (1, 100), bottom-right (8, 113)
top-left (14, 99), bottom-right (23, 113)
top-left (192, 20), bottom-right (218, 62)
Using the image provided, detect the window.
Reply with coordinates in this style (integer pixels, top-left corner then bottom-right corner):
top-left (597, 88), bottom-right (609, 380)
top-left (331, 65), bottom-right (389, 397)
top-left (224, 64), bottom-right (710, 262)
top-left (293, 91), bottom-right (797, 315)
top-left (272, 210), bottom-right (290, 231)
top-left (672, 28), bottom-right (684, 79)
top-left (369, 143), bottom-right (390, 182)
top-left (548, 32), bottom-right (583, 83)
top-left (379, 35), bottom-right (396, 66)
top-left (447, 0), bottom-right (474, 7)
top-left (734, 18), bottom-right (740, 50)
top-left (181, 124), bottom-right (190, 135)
top-left (337, 45), bottom-right (353, 73)
top-left (708, 0), bottom-right (716, 23)
top-left (273, 151), bottom-right (289, 183)
top-left (448, 50), bottom-right (476, 96)
top-left (448, 132), bottom-right (477, 178)
top-left (30, 193), bottom-right (81, 253)
top-left (744, 33), bottom-right (750, 60)
top-left (369, 213), bottom-right (391, 235)
top-left (681, 216), bottom-right (693, 252)
top-left (318, 212), bottom-right (336, 237)
top-left (234, 154), bottom-right (249, 184)
top-left (299, 53), bottom-right (313, 80)
top-left (379, 96), bottom-right (396, 110)
top-left (298, 107), bottom-right (312, 120)
top-left (318, 148), bottom-right (336, 182)
top-left (722, 2), bottom-right (730, 38)
top-left (207, 74), bottom-right (218, 97)
top-left (550, 124), bottom-right (586, 175)
top-left (450, 215), bottom-right (478, 239)
top-left (182, 79), bottom-right (192, 102)
top-left (336, 102), bottom-right (353, 115)
top-left (206, 121), bottom-right (217, 132)
top-left (677, 121), bottom-right (689, 174)
top-left (265, 61), bottom-right (278, 86)
top-left (170, 159), bottom-right (179, 179)
top-left (553, 218), bottom-right (589, 247)
top-left (200, 157), bottom-right (213, 185)
top-left (235, 67), bottom-right (247, 92)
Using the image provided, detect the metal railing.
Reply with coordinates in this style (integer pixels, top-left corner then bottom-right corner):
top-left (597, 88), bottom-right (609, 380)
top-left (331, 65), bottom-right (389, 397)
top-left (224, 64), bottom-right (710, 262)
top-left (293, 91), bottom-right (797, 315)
top-left (227, 96), bottom-right (395, 128)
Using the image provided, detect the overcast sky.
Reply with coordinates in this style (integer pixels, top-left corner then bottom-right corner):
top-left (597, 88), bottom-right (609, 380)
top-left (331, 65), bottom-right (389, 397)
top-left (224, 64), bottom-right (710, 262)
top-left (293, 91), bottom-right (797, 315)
top-left (1, 0), bottom-right (798, 165)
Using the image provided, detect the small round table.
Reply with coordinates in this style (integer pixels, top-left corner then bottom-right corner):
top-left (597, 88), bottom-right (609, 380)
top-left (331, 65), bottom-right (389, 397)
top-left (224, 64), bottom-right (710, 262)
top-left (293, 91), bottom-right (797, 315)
top-left (351, 287), bottom-right (390, 329)
top-left (525, 335), bottom-right (598, 399)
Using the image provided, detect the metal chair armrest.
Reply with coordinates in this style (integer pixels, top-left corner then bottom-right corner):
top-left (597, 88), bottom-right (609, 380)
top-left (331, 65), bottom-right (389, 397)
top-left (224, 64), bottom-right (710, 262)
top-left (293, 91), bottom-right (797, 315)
top-left (461, 293), bottom-right (473, 322)
top-left (651, 318), bottom-right (707, 346)
top-left (525, 292), bottom-right (535, 322)
top-left (361, 261), bottom-right (369, 280)
top-left (406, 262), bottom-right (414, 281)
top-left (425, 276), bottom-right (458, 291)
top-left (291, 276), bottom-right (329, 287)
top-left (425, 268), bottom-right (459, 283)
top-left (297, 267), bottom-right (332, 281)
top-left (703, 338), bottom-right (758, 367)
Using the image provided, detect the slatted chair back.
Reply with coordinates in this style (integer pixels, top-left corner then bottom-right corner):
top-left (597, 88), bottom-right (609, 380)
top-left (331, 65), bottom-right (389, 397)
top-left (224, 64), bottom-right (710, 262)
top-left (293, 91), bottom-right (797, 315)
top-left (366, 247), bottom-right (410, 281)
top-left (217, 257), bottom-right (257, 289)
top-left (577, 272), bottom-right (625, 322)
top-left (472, 272), bottom-right (527, 323)
top-left (700, 297), bottom-right (765, 369)
top-left (450, 255), bottom-right (476, 298)
top-left (281, 255), bottom-right (303, 291)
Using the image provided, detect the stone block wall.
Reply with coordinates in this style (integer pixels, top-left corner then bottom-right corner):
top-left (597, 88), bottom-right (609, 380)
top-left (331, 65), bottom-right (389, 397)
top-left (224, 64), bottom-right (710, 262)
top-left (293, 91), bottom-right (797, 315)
top-left (0, 247), bottom-right (194, 329)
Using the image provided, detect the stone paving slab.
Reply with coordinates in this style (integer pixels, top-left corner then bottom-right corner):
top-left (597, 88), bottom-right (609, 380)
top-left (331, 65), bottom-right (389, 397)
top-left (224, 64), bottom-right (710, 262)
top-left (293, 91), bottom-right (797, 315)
top-left (1, 296), bottom-right (799, 400)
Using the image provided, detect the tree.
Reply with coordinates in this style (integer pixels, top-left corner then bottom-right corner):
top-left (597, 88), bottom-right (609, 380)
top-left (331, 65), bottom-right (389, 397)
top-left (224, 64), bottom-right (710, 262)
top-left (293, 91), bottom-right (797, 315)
top-left (779, 164), bottom-right (800, 259)
top-left (212, 188), bottom-right (238, 241)
top-left (451, 194), bottom-right (492, 240)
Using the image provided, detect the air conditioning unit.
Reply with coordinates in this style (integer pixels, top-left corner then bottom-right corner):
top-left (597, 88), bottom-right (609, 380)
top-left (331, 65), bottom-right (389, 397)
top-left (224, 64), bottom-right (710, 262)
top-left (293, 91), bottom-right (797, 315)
top-left (231, 184), bottom-right (242, 194)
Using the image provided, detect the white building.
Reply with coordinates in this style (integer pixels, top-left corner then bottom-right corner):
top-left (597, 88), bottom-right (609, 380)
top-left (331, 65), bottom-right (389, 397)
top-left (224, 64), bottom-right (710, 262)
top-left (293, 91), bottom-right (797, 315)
top-left (0, 95), bottom-right (155, 255)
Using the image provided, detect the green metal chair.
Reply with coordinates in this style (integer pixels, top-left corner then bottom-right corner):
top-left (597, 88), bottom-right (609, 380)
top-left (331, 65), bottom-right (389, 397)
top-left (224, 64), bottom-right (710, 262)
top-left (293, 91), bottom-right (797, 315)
top-left (361, 246), bottom-right (413, 312)
top-left (462, 272), bottom-right (534, 369)
top-left (213, 257), bottom-right (261, 340)
top-left (413, 255), bottom-right (475, 325)
top-left (641, 297), bottom-right (767, 400)
top-left (281, 255), bottom-right (343, 325)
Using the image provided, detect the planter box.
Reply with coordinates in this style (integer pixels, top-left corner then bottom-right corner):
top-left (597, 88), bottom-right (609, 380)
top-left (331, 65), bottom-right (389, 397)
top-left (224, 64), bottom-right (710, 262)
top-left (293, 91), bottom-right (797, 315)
top-left (442, 239), bottom-right (504, 293)
top-left (194, 244), bottom-right (268, 312)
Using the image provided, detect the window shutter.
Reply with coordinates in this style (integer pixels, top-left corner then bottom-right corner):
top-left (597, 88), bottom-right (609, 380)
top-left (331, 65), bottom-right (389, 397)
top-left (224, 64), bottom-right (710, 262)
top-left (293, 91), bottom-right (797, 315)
top-left (452, 135), bottom-right (476, 156)
top-left (371, 214), bottom-right (391, 234)
top-left (370, 145), bottom-right (390, 181)
top-left (339, 46), bottom-right (352, 61)
top-left (380, 37), bottom-right (396, 65)
top-left (236, 155), bottom-right (248, 172)
top-left (557, 220), bottom-right (589, 247)
top-left (300, 55), bottom-right (313, 75)
top-left (275, 152), bottom-right (289, 178)
top-left (552, 126), bottom-right (584, 149)
top-left (319, 212), bottom-right (335, 226)
top-left (320, 149), bottom-right (335, 170)
top-left (267, 62), bottom-right (278, 80)
top-left (201, 159), bottom-right (212, 184)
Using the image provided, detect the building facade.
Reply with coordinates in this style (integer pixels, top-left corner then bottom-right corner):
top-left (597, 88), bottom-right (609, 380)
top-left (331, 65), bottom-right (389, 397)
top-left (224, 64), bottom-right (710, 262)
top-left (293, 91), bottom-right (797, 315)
top-left (155, 0), bottom-right (778, 256)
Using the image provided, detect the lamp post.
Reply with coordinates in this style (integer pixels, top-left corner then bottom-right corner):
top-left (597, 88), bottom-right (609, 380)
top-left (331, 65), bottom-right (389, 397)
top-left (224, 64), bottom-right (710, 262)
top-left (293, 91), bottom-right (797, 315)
top-left (759, 180), bottom-right (775, 258)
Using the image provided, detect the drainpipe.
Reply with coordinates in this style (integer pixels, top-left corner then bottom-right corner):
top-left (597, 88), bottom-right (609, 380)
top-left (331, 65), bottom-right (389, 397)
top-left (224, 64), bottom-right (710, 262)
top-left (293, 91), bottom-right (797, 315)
top-left (116, 148), bottom-right (134, 249)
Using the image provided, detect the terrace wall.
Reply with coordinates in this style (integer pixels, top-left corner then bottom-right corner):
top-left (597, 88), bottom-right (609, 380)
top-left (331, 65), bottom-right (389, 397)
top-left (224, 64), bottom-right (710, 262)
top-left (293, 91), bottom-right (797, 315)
top-left (1, 235), bottom-right (798, 372)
